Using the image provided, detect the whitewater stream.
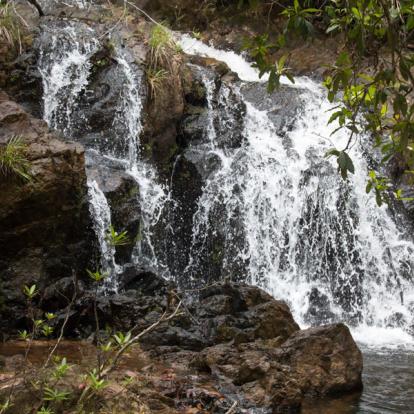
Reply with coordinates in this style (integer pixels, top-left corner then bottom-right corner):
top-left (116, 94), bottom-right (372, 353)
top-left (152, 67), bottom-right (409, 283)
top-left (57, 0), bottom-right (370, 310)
top-left (33, 11), bottom-right (414, 412)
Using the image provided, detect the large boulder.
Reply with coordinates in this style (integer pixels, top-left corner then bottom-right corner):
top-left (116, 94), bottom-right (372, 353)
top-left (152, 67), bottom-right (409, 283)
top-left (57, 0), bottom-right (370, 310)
top-left (190, 321), bottom-right (362, 413)
top-left (0, 93), bottom-right (95, 332)
top-left (276, 323), bottom-right (363, 396)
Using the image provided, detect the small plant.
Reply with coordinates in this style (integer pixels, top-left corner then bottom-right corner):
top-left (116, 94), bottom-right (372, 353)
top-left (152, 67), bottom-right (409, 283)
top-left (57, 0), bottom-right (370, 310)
top-left (23, 284), bottom-right (38, 300)
top-left (18, 329), bottom-right (30, 340)
top-left (0, 399), bottom-right (13, 413)
top-left (0, 136), bottom-right (32, 182)
top-left (113, 331), bottom-right (131, 346)
top-left (37, 407), bottom-right (54, 414)
top-left (146, 68), bottom-right (168, 99)
top-left (43, 387), bottom-right (70, 403)
top-left (87, 269), bottom-right (108, 282)
top-left (88, 370), bottom-right (107, 391)
top-left (52, 358), bottom-right (70, 381)
top-left (105, 225), bottom-right (130, 246)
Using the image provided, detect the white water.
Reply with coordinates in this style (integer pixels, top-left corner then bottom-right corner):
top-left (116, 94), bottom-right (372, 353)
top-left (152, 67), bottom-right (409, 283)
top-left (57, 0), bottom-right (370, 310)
top-left (87, 179), bottom-right (120, 291)
top-left (37, 22), bottom-right (121, 289)
top-left (37, 20), bottom-right (414, 346)
top-left (113, 53), bottom-right (170, 276)
top-left (39, 22), bottom-right (98, 136)
top-left (39, 0), bottom-right (91, 9)
top-left (179, 36), bottom-right (414, 348)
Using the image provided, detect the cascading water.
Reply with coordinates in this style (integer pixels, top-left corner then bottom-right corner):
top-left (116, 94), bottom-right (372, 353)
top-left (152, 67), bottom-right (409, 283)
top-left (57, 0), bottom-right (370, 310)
top-left (38, 18), bottom-right (171, 290)
top-left (87, 179), bottom-right (119, 291)
top-left (37, 20), bottom-right (121, 289)
top-left (112, 52), bottom-right (170, 276)
top-left (36, 14), bottom-right (414, 345)
top-left (38, 21), bottom-right (98, 136)
top-left (179, 36), bottom-right (414, 346)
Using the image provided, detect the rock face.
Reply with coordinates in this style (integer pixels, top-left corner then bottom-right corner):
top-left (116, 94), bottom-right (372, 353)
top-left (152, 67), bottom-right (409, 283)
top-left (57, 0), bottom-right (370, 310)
top-left (64, 276), bottom-right (362, 413)
top-left (0, 93), bottom-right (94, 333)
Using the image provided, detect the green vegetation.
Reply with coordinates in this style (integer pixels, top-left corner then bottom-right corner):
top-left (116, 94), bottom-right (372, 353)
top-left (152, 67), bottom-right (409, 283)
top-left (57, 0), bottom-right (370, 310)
top-left (146, 67), bottom-right (169, 98)
top-left (0, 272), bottom-right (183, 413)
top-left (148, 24), bottom-right (177, 70)
top-left (105, 225), bottom-right (130, 246)
top-left (0, 136), bottom-right (32, 182)
top-left (0, 2), bottom-right (23, 52)
top-left (242, 0), bottom-right (414, 205)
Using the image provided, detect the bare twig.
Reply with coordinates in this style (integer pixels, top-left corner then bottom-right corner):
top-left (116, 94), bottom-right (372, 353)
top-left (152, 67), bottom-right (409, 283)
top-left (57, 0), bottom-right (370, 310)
top-left (225, 401), bottom-right (238, 414)
top-left (43, 271), bottom-right (78, 368)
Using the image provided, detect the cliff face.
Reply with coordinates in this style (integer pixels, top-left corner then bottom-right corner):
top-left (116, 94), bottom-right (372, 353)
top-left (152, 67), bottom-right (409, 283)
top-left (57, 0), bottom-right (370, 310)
top-left (0, 93), bottom-right (95, 333)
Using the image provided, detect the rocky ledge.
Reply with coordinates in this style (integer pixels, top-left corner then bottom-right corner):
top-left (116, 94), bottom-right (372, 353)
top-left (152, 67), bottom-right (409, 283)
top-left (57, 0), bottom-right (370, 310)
top-left (39, 270), bottom-right (363, 413)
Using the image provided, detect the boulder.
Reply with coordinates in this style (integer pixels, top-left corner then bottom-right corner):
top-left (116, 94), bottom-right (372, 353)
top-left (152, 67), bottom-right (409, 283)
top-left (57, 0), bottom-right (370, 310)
top-left (276, 323), bottom-right (363, 396)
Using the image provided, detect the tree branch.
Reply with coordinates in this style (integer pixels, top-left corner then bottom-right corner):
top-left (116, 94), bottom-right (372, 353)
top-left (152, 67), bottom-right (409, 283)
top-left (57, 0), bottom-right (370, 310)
top-left (26, 0), bottom-right (44, 16)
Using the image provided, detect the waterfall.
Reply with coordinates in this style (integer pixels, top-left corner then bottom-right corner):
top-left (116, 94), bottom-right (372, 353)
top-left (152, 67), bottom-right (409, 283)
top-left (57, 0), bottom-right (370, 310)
top-left (179, 36), bottom-right (414, 346)
top-left (36, 15), bottom-right (414, 346)
top-left (112, 53), bottom-right (170, 276)
top-left (38, 21), bottom-right (98, 136)
top-left (87, 180), bottom-right (119, 291)
top-left (38, 20), bottom-right (170, 289)
top-left (37, 21), bottom-right (121, 288)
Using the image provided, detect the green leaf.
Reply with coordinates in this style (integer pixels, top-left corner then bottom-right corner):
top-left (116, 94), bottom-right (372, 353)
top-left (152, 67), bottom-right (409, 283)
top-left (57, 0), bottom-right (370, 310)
top-left (375, 190), bottom-right (383, 207)
top-left (407, 15), bottom-right (414, 31)
top-left (351, 7), bottom-right (362, 20)
top-left (328, 111), bottom-right (342, 124)
top-left (325, 148), bottom-right (340, 158)
top-left (337, 151), bottom-right (354, 179)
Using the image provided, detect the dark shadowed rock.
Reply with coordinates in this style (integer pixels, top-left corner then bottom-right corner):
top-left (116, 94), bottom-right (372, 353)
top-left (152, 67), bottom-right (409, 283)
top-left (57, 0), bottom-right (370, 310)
top-left (0, 93), bottom-right (95, 332)
top-left (86, 152), bottom-right (141, 264)
top-left (304, 287), bottom-right (337, 326)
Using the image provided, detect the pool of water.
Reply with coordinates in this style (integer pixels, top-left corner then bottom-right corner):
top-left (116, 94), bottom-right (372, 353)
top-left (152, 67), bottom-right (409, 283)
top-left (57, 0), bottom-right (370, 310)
top-left (303, 347), bottom-right (414, 414)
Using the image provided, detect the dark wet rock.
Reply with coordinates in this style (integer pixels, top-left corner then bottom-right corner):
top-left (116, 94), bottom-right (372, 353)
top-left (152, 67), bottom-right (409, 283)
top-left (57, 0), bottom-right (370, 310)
top-left (119, 264), bottom-right (170, 294)
top-left (304, 287), bottom-right (337, 326)
top-left (0, 93), bottom-right (95, 331)
top-left (150, 155), bottom-right (203, 281)
top-left (196, 284), bottom-right (300, 345)
top-left (179, 64), bottom-right (246, 158)
top-left (42, 276), bottom-right (86, 310)
top-left (86, 152), bottom-right (141, 264)
top-left (240, 82), bottom-right (303, 137)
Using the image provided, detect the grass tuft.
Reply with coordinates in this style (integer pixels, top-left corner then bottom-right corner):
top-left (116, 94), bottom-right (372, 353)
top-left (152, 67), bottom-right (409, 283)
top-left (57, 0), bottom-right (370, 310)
top-left (148, 24), bottom-right (177, 70)
top-left (146, 68), bottom-right (168, 99)
top-left (0, 3), bottom-right (23, 52)
top-left (0, 136), bottom-right (32, 182)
